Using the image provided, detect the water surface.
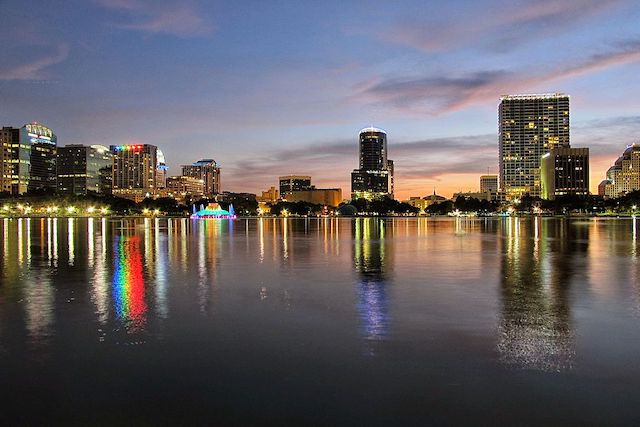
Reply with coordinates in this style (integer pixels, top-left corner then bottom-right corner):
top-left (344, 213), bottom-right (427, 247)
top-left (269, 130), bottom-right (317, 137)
top-left (1, 217), bottom-right (640, 425)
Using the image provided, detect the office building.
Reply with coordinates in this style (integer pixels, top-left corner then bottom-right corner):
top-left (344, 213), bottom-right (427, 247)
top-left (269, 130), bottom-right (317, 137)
top-left (499, 94), bottom-right (570, 199)
top-left (279, 175), bottom-right (311, 194)
top-left (0, 127), bottom-right (18, 194)
top-left (540, 147), bottom-right (589, 200)
top-left (57, 145), bottom-right (113, 195)
top-left (24, 123), bottom-right (58, 193)
top-left (1, 123), bottom-right (58, 195)
top-left (182, 159), bottom-right (221, 197)
top-left (480, 175), bottom-right (498, 194)
top-left (283, 188), bottom-right (343, 207)
top-left (603, 144), bottom-right (640, 198)
top-left (110, 144), bottom-right (158, 202)
top-left (166, 175), bottom-right (205, 199)
top-left (156, 149), bottom-right (168, 189)
top-left (351, 127), bottom-right (394, 200)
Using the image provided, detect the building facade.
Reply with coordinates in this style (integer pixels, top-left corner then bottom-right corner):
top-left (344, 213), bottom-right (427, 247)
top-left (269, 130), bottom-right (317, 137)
top-left (156, 149), bottom-right (168, 189)
top-left (57, 144), bottom-right (113, 195)
top-left (282, 188), bottom-right (343, 207)
top-left (1, 123), bottom-right (58, 195)
top-left (166, 175), bottom-right (205, 199)
top-left (480, 175), bottom-right (498, 194)
top-left (499, 94), bottom-right (570, 199)
top-left (257, 186), bottom-right (279, 203)
top-left (279, 175), bottom-right (311, 195)
top-left (181, 159), bottom-right (220, 197)
top-left (540, 147), bottom-right (589, 200)
top-left (351, 127), bottom-right (394, 200)
top-left (0, 127), bottom-right (18, 194)
top-left (110, 144), bottom-right (158, 202)
top-left (603, 144), bottom-right (640, 198)
top-left (24, 123), bottom-right (58, 193)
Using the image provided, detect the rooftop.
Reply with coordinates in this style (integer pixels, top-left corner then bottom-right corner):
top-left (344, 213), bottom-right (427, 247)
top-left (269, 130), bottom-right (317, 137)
top-left (359, 126), bottom-right (386, 135)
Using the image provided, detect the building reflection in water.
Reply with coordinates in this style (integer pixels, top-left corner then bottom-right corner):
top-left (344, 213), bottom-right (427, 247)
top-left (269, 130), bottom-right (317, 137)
top-left (353, 218), bottom-right (390, 353)
top-left (497, 217), bottom-right (583, 372)
top-left (112, 234), bottom-right (147, 332)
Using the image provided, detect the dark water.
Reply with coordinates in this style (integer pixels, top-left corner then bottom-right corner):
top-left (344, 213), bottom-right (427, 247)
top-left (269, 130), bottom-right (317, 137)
top-left (1, 217), bottom-right (640, 426)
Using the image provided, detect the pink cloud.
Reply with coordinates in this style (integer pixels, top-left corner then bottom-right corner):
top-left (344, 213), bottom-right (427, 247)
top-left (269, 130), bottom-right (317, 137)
top-left (98, 0), bottom-right (213, 37)
top-left (358, 39), bottom-right (640, 116)
top-left (385, 0), bottom-right (624, 53)
top-left (0, 44), bottom-right (69, 81)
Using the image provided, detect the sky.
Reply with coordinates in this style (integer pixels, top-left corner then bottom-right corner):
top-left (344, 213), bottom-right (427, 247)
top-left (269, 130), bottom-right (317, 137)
top-left (1, 0), bottom-right (640, 199)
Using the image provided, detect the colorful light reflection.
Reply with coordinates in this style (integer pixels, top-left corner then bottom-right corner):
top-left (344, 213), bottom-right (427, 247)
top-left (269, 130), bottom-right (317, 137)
top-left (112, 235), bottom-right (147, 332)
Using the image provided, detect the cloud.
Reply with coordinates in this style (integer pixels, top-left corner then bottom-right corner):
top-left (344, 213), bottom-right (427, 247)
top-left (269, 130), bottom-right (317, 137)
top-left (221, 133), bottom-right (498, 199)
top-left (221, 114), bottom-right (640, 198)
top-left (386, 0), bottom-right (624, 53)
top-left (0, 44), bottom-right (69, 81)
top-left (97, 0), bottom-right (213, 37)
top-left (358, 39), bottom-right (640, 115)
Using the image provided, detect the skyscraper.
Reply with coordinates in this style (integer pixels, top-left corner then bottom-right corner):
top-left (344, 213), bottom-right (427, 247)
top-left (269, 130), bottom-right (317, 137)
top-left (0, 127), bottom-right (18, 194)
top-left (540, 147), bottom-right (589, 200)
top-left (156, 149), bottom-right (168, 190)
top-left (181, 159), bottom-right (221, 197)
top-left (0, 123), bottom-right (58, 195)
top-left (351, 127), bottom-right (394, 200)
top-left (499, 94), bottom-right (569, 199)
top-left (57, 145), bottom-right (113, 195)
top-left (603, 144), bottom-right (640, 198)
top-left (24, 123), bottom-right (58, 193)
top-left (110, 144), bottom-right (158, 202)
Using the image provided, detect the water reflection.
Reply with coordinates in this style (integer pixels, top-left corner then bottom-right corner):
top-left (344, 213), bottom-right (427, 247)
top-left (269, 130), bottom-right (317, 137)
top-left (497, 218), bottom-right (582, 372)
top-left (112, 235), bottom-right (147, 332)
top-left (354, 218), bottom-right (390, 352)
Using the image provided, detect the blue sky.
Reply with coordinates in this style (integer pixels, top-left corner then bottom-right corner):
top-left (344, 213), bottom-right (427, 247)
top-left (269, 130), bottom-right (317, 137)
top-left (1, 0), bottom-right (640, 198)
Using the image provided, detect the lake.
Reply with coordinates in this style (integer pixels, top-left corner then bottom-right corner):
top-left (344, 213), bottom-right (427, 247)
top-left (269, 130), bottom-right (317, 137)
top-left (1, 217), bottom-right (640, 425)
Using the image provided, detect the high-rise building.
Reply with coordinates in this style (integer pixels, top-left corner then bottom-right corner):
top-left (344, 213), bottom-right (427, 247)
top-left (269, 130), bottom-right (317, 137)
top-left (279, 175), bottom-right (312, 194)
top-left (166, 175), bottom-right (205, 199)
top-left (156, 149), bottom-right (168, 189)
top-left (351, 127), bottom-right (394, 200)
top-left (110, 144), bottom-right (158, 202)
top-left (0, 127), bottom-right (18, 194)
top-left (181, 159), bottom-right (221, 197)
top-left (1, 123), bottom-right (58, 194)
top-left (603, 144), bottom-right (640, 198)
top-left (499, 94), bottom-right (570, 199)
top-left (24, 123), bottom-right (58, 193)
top-left (57, 144), bottom-right (113, 195)
top-left (540, 147), bottom-right (589, 200)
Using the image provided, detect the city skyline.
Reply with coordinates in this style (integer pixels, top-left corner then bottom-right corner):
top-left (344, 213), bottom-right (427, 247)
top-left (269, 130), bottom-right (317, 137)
top-left (2, 1), bottom-right (640, 198)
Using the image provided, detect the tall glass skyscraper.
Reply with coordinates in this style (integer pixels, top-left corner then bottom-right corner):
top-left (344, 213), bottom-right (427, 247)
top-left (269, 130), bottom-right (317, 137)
top-left (0, 123), bottom-right (57, 195)
top-left (499, 94), bottom-right (569, 199)
top-left (57, 144), bottom-right (113, 195)
top-left (351, 127), bottom-right (394, 200)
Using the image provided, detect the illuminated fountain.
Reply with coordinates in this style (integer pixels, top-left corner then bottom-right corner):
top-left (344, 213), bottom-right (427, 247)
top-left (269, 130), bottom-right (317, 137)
top-left (190, 203), bottom-right (236, 219)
